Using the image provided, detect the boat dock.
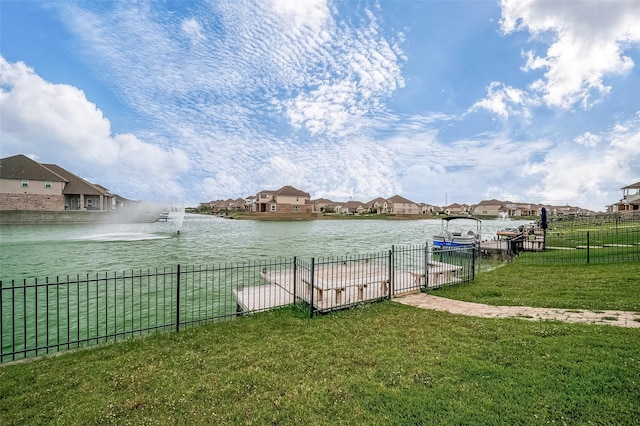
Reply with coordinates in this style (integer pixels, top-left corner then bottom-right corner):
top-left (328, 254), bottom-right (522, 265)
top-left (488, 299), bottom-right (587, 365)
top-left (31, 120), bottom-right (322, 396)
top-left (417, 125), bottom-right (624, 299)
top-left (233, 260), bottom-right (465, 314)
top-left (480, 227), bottom-right (545, 257)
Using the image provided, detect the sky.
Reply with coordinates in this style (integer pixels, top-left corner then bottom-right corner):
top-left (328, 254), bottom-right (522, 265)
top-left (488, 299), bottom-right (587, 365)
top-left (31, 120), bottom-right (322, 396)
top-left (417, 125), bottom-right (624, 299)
top-left (1, 0), bottom-right (639, 212)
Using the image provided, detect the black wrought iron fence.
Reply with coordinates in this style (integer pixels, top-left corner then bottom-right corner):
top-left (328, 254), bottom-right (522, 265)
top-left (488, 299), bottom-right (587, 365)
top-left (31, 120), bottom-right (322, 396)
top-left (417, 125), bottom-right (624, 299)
top-left (514, 228), bottom-right (640, 264)
top-left (1, 244), bottom-right (475, 363)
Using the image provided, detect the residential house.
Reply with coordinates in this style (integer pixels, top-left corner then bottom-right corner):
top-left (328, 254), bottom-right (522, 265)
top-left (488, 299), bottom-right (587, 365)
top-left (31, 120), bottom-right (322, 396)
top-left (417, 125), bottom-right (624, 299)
top-left (513, 203), bottom-right (537, 216)
top-left (365, 197), bottom-right (389, 214)
top-left (386, 195), bottom-right (420, 215)
top-left (613, 180), bottom-right (640, 214)
top-left (42, 163), bottom-right (113, 211)
top-left (547, 205), bottom-right (589, 217)
top-left (255, 186), bottom-right (312, 213)
top-left (471, 199), bottom-right (505, 217)
top-left (0, 154), bottom-right (114, 211)
top-left (339, 200), bottom-right (366, 214)
top-left (443, 203), bottom-right (467, 215)
top-left (311, 198), bottom-right (335, 213)
top-left (255, 190), bottom-right (277, 212)
top-left (420, 203), bottom-right (439, 214)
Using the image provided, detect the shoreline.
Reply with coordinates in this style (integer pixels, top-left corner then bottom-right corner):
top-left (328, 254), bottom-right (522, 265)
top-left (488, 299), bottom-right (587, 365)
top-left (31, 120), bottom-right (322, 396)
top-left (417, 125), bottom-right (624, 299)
top-left (0, 210), bottom-right (159, 225)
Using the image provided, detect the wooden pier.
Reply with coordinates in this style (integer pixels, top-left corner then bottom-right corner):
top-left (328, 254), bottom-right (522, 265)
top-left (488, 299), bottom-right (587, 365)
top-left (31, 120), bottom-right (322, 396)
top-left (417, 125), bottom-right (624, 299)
top-left (233, 260), bottom-right (465, 314)
top-left (480, 227), bottom-right (546, 257)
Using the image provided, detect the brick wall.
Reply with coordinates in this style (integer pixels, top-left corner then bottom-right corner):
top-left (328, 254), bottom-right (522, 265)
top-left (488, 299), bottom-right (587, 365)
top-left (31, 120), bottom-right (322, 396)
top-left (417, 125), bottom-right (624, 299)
top-left (0, 193), bottom-right (65, 211)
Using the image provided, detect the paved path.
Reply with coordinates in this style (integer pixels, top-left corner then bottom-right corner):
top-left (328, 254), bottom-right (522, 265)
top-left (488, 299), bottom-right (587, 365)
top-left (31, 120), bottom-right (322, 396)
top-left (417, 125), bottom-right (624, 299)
top-left (394, 293), bottom-right (640, 328)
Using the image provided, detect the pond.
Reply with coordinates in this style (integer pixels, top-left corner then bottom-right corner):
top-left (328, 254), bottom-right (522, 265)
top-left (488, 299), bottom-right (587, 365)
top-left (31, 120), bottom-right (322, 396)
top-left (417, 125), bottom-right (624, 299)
top-left (0, 214), bottom-right (530, 281)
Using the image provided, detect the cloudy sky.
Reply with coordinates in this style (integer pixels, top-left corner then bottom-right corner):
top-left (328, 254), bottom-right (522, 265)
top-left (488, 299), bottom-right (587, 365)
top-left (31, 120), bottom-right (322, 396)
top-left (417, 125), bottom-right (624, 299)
top-left (1, 0), bottom-right (639, 211)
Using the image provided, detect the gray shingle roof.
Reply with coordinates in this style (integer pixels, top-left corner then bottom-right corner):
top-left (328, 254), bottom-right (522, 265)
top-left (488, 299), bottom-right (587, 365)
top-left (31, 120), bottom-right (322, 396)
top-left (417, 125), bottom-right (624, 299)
top-left (0, 154), bottom-right (67, 182)
top-left (42, 163), bottom-right (109, 196)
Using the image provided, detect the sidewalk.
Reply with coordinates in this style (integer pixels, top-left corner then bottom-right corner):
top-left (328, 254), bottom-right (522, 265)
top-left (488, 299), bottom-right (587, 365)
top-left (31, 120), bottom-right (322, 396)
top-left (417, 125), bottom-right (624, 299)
top-left (394, 293), bottom-right (640, 328)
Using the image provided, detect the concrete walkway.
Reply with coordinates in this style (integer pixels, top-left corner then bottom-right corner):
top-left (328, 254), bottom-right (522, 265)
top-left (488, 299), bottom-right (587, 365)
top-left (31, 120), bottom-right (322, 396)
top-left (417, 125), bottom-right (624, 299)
top-left (394, 293), bottom-right (640, 328)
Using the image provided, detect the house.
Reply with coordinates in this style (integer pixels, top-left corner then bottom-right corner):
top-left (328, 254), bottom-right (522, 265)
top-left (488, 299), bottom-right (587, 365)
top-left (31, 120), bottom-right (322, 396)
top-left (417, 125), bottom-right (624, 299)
top-left (255, 186), bottom-right (313, 213)
top-left (612, 181), bottom-right (640, 215)
top-left (471, 199), bottom-right (506, 217)
top-left (310, 198), bottom-right (335, 213)
top-left (386, 195), bottom-right (420, 215)
top-left (42, 163), bottom-right (113, 211)
top-left (365, 197), bottom-right (389, 214)
top-left (339, 200), bottom-right (366, 214)
top-left (0, 154), bottom-right (114, 211)
top-left (443, 203), bottom-right (467, 215)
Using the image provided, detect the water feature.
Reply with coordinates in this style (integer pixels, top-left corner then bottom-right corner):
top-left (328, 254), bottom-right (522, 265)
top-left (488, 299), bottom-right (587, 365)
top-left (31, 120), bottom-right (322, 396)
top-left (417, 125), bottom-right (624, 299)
top-left (0, 215), bottom-right (532, 281)
top-left (498, 211), bottom-right (509, 220)
top-left (167, 204), bottom-right (185, 233)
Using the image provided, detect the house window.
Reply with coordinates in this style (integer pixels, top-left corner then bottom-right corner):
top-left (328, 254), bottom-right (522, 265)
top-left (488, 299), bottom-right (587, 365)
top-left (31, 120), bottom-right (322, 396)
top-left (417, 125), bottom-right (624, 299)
top-left (293, 205), bottom-right (301, 212)
top-left (270, 204), bottom-right (276, 212)
top-left (21, 179), bottom-right (29, 188)
top-left (44, 180), bottom-right (52, 189)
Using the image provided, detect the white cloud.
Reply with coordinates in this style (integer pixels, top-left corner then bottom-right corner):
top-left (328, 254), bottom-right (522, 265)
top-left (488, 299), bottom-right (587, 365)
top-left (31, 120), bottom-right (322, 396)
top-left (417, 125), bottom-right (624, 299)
top-left (270, 0), bottom-right (330, 34)
top-left (181, 18), bottom-right (205, 42)
top-left (45, 0), bottom-right (406, 202)
top-left (470, 81), bottom-right (530, 118)
top-left (522, 115), bottom-right (640, 208)
top-left (574, 132), bottom-right (600, 148)
top-left (500, 0), bottom-right (640, 110)
top-left (0, 56), bottom-right (189, 200)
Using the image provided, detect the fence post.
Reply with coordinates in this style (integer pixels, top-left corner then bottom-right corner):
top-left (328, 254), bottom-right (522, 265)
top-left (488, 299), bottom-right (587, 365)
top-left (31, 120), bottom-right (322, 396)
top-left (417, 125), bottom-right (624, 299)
top-left (587, 231), bottom-right (590, 264)
top-left (176, 264), bottom-right (181, 333)
top-left (423, 243), bottom-right (429, 290)
top-left (0, 280), bottom-right (2, 362)
top-left (472, 247), bottom-right (476, 281)
top-left (293, 256), bottom-right (297, 303)
top-left (309, 258), bottom-right (315, 318)
top-left (388, 248), bottom-right (393, 299)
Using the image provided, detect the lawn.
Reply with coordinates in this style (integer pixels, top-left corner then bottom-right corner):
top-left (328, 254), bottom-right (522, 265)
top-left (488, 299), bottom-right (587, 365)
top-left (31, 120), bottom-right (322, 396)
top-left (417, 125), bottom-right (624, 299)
top-left (1, 263), bottom-right (639, 425)
top-left (433, 261), bottom-right (640, 312)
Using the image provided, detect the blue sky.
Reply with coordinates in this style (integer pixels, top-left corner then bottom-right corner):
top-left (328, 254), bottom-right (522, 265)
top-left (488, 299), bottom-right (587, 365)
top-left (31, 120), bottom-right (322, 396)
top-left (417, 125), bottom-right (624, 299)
top-left (1, 0), bottom-right (639, 211)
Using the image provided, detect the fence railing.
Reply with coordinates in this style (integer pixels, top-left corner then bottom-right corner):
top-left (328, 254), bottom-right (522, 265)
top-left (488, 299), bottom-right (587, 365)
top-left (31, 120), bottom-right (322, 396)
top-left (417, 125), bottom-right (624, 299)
top-left (1, 244), bottom-right (476, 363)
top-left (513, 228), bottom-right (640, 264)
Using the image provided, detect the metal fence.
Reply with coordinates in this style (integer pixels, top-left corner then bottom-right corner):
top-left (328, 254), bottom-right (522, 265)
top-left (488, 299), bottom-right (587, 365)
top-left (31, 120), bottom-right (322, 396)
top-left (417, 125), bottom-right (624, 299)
top-left (1, 244), bottom-right (475, 363)
top-left (513, 227), bottom-right (640, 264)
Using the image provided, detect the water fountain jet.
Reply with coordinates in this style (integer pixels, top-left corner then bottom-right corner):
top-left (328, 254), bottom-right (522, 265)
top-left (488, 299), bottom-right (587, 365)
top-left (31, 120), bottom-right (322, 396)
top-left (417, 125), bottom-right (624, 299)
top-left (167, 204), bottom-right (185, 234)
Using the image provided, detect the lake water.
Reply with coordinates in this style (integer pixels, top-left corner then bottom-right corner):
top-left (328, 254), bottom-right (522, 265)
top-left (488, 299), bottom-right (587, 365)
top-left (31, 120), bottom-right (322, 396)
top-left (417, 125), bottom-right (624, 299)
top-left (0, 214), bottom-right (530, 281)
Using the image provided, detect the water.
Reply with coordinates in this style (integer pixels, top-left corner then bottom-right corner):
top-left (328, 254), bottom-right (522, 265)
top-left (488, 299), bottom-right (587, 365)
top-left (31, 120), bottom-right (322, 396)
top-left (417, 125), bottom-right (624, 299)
top-left (0, 215), bottom-right (530, 281)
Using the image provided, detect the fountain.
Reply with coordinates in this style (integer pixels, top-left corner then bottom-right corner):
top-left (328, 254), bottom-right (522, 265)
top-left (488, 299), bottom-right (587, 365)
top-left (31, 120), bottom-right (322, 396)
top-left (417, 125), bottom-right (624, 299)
top-left (167, 204), bottom-right (185, 233)
top-left (498, 211), bottom-right (509, 220)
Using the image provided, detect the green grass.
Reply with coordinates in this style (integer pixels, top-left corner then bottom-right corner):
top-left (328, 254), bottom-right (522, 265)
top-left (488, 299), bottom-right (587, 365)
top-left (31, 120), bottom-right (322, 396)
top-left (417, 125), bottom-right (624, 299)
top-left (434, 262), bottom-right (640, 311)
top-left (1, 262), bottom-right (639, 425)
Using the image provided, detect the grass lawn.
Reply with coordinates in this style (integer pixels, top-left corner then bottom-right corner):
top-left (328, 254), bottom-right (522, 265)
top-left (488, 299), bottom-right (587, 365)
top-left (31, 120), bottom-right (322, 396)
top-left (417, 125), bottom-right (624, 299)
top-left (434, 262), bottom-right (640, 312)
top-left (1, 263), bottom-right (639, 425)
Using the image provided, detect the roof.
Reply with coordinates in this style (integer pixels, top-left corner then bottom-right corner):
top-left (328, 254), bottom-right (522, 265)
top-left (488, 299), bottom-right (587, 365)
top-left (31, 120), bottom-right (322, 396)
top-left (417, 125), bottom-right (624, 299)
top-left (342, 200), bottom-right (364, 209)
top-left (387, 194), bottom-right (416, 204)
top-left (475, 199), bottom-right (504, 206)
top-left (622, 181), bottom-right (640, 190)
top-left (43, 163), bottom-right (110, 196)
top-left (0, 154), bottom-right (67, 182)
top-left (275, 185), bottom-right (311, 198)
top-left (365, 197), bottom-right (387, 208)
